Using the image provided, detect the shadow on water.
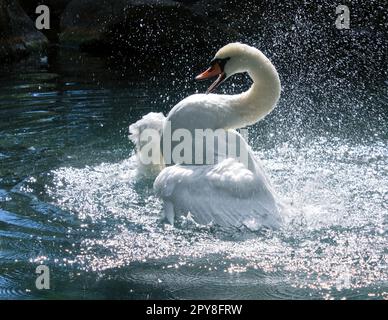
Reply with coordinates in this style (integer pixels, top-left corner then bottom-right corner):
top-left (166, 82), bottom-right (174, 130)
top-left (0, 47), bottom-right (387, 299)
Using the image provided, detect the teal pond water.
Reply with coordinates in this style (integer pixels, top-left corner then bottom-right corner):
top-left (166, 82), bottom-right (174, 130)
top-left (0, 50), bottom-right (387, 299)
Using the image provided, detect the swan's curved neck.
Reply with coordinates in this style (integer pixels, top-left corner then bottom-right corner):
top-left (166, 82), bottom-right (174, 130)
top-left (228, 51), bottom-right (281, 128)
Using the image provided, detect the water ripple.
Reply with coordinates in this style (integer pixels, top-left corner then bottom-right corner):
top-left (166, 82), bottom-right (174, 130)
top-left (38, 136), bottom-right (388, 299)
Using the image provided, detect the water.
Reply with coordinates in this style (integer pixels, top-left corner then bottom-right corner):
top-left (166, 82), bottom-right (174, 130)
top-left (0, 49), bottom-right (387, 300)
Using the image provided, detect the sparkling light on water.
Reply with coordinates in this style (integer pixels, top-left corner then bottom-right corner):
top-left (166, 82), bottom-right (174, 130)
top-left (44, 135), bottom-right (387, 299)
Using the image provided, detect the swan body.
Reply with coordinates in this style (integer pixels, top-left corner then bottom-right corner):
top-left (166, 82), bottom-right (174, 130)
top-left (154, 133), bottom-right (282, 229)
top-left (130, 43), bottom-right (283, 230)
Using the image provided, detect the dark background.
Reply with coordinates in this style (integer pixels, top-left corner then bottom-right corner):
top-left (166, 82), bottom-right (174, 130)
top-left (1, 0), bottom-right (387, 81)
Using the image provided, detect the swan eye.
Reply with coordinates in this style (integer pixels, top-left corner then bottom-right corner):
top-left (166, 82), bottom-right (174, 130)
top-left (211, 57), bottom-right (230, 71)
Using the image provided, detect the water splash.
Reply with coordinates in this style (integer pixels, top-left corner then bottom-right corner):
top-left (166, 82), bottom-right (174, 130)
top-left (42, 134), bottom-right (388, 299)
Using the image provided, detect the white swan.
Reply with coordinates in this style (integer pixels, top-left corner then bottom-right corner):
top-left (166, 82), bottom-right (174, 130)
top-left (130, 43), bottom-right (283, 229)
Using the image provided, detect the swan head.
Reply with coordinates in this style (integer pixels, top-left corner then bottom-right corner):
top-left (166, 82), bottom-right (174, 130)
top-left (195, 43), bottom-right (259, 94)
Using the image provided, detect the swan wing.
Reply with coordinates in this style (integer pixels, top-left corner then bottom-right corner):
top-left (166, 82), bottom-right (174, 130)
top-left (154, 158), bottom-right (282, 230)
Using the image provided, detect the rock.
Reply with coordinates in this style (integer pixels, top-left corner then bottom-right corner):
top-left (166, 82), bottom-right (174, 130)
top-left (0, 0), bottom-right (48, 63)
top-left (59, 0), bottom-right (237, 70)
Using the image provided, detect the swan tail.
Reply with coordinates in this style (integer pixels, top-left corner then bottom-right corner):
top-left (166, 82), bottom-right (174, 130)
top-left (129, 112), bottom-right (166, 177)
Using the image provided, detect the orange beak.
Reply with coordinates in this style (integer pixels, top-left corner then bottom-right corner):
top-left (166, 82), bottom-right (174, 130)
top-left (195, 62), bottom-right (226, 94)
top-left (195, 63), bottom-right (222, 80)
